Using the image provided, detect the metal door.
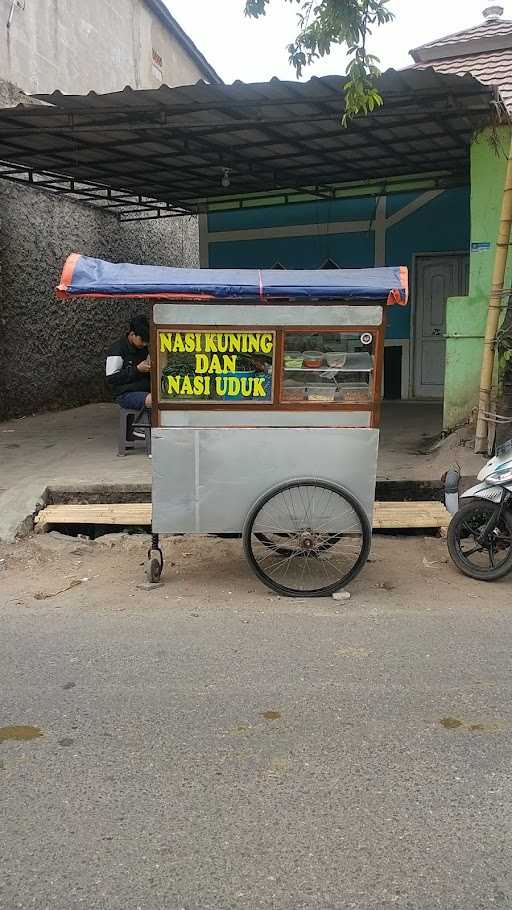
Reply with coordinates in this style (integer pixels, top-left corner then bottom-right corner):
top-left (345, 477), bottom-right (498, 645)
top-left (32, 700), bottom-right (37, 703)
top-left (413, 254), bottom-right (469, 398)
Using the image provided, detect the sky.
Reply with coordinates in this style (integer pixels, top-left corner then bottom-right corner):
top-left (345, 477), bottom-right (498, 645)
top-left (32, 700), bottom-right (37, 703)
top-left (165, 0), bottom-right (508, 82)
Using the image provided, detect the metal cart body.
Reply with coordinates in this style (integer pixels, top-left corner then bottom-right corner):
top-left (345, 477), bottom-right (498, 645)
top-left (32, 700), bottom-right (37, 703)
top-left (152, 302), bottom-right (382, 535)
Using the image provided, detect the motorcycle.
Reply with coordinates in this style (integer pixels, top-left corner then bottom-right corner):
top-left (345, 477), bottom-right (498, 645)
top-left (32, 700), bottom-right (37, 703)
top-left (444, 439), bottom-right (512, 581)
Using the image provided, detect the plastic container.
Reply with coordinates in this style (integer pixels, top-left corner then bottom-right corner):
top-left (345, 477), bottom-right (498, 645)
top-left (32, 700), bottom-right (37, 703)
top-left (284, 353), bottom-right (304, 369)
top-left (325, 351), bottom-right (347, 368)
top-left (283, 382), bottom-right (306, 401)
top-left (307, 383), bottom-right (336, 402)
top-left (336, 382), bottom-right (369, 403)
top-left (303, 350), bottom-right (324, 369)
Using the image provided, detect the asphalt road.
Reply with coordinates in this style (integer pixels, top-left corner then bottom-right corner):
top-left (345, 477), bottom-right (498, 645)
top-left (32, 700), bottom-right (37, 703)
top-left (1, 533), bottom-right (511, 909)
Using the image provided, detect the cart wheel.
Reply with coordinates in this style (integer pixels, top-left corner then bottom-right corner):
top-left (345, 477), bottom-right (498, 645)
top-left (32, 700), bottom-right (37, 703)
top-left (243, 479), bottom-right (371, 597)
top-left (254, 531), bottom-right (339, 557)
top-left (146, 557), bottom-right (162, 584)
top-left (254, 533), bottom-right (295, 558)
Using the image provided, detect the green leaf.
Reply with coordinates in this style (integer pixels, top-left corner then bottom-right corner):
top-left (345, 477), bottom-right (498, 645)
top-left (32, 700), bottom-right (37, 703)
top-left (244, 0), bottom-right (394, 123)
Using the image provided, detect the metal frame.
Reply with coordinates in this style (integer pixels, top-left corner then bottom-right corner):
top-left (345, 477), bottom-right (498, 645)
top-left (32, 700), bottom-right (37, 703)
top-left (0, 71), bottom-right (498, 220)
top-left (0, 161), bottom-right (193, 221)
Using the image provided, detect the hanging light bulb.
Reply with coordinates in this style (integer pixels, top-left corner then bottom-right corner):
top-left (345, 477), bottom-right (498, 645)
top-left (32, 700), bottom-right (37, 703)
top-left (221, 168), bottom-right (231, 189)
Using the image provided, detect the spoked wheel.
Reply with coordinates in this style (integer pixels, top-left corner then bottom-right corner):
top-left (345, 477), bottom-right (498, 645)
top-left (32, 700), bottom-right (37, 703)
top-left (447, 499), bottom-right (512, 581)
top-left (254, 532), bottom-right (340, 557)
top-left (254, 533), bottom-right (298, 558)
top-left (243, 479), bottom-right (371, 597)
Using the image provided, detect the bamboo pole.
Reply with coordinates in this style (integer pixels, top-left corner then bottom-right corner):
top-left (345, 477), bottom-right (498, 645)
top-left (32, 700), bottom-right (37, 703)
top-left (475, 134), bottom-right (512, 453)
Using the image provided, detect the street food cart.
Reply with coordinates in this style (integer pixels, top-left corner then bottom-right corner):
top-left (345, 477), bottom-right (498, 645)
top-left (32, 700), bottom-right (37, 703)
top-left (58, 256), bottom-right (408, 597)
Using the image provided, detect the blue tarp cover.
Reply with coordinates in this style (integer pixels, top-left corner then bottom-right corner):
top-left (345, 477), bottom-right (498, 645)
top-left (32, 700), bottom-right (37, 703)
top-left (58, 254), bottom-right (408, 304)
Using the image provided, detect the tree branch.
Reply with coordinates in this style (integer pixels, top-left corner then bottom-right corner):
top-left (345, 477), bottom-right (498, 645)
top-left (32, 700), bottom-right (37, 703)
top-left (244, 0), bottom-right (394, 123)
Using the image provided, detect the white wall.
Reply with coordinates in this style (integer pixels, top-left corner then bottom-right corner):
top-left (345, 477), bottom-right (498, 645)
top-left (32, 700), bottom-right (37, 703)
top-left (0, 0), bottom-right (206, 95)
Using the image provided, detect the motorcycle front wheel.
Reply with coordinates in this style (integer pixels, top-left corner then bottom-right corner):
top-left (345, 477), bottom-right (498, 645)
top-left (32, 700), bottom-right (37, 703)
top-left (447, 499), bottom-right (512, 581)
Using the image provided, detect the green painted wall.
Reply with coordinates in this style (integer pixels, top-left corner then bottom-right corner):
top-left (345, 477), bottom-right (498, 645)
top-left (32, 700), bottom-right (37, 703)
top-left (444, 126), bottom-right (512, 430)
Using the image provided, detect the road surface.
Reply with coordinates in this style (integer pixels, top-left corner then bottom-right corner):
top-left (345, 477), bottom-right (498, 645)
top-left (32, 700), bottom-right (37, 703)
top-left (1, 532), bottom-right (511, 909)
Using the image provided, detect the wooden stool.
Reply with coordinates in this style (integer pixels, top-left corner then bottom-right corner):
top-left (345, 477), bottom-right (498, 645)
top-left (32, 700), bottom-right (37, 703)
top-left (118, 408), bottom-right (151, 456)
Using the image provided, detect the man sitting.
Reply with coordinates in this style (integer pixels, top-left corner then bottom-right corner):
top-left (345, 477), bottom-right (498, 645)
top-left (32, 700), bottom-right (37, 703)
top-left (106, 314), bottom-right (151, 411)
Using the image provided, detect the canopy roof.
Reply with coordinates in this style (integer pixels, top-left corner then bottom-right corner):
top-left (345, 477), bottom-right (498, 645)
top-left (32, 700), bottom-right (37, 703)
top-left (0, 69), bottom-right (499, 221)
top-left (57, 255), bottom-right (408, 305)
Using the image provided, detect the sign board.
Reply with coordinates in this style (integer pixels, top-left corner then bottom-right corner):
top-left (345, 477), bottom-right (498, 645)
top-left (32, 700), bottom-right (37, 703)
top-left (158, 330), bottom-right (274, 404)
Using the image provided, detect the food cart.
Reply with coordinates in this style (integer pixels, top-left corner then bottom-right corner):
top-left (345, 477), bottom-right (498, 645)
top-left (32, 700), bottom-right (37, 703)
top-left (57, 256), bottom-right (408, 597)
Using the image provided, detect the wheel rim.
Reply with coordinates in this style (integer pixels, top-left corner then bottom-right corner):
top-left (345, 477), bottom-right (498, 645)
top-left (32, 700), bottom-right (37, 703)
top-left (455, 507), bottom-right (512, 572)
top-left (246, 481), bottom-right (369, 596)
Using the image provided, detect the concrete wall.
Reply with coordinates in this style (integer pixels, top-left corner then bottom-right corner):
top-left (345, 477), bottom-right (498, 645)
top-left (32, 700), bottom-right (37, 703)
top-left (0, 179), bottom-right (199, 420)
top-left (444, 126), bottom-right (512, 430)
top-left (0, 0), bottom-right (206, 94)
top-left (0, 0), bottom-right (214, 420)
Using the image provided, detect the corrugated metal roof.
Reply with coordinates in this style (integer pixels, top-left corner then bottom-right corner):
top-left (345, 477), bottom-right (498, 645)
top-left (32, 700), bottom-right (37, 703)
top-left (0, 71), bottom-right (499, 220)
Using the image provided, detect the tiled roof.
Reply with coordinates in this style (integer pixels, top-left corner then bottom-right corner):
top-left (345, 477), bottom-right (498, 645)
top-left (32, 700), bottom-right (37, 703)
top-left (413, 48), bottom-right (512, 111)
top-left (409, 10), bottom-right (512, 111)
top-left (414, 17), bottom-right (512, 52)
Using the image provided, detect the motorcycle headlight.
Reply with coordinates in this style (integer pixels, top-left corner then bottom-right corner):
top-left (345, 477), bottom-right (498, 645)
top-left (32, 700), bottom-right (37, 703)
top-left (486, 467), bottom-right (512, 485)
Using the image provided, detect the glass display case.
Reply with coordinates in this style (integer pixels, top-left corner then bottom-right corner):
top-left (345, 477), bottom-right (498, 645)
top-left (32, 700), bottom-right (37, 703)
top-left (156, 323), bottom-right (383, 425)
top-left (282, 330), bottom-right (375, 405)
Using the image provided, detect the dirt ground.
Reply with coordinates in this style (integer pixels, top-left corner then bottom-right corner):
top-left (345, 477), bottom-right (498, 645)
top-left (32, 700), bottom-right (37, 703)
top-left (0, 528), bottom-right (508, 613)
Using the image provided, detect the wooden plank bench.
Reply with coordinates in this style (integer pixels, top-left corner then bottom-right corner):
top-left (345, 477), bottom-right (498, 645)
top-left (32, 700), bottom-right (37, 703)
top-left (35, 501), bottom-right (451, 531)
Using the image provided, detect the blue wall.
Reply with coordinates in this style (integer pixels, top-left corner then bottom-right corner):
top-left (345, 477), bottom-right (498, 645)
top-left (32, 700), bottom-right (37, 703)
top-left (209, 231), bottom-right (374, 270)
top-left (386, 189), bottom-right (470, 338)
top-left (207, 187), bottom-right (470, 341)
